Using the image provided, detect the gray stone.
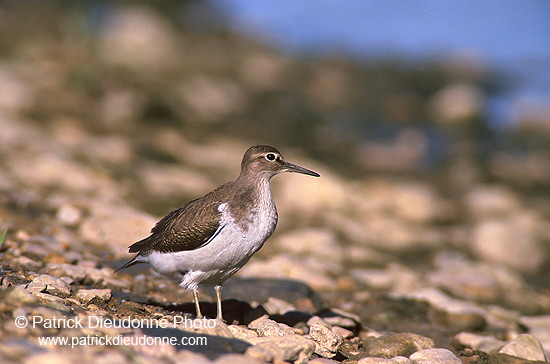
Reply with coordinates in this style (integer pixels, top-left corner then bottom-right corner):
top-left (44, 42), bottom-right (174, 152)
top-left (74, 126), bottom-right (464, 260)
top-left (406, 288), bottom-right (486, 330)
top-left (56, 204), bottom-right (82, 226)
top-left (498, 334), bottom-right (546, 362)
top-left (362, 332), bottom-right (434, 358)
top-left (255, 318), bottom-right (295, 337)
top-left (319, 308), bottom-right (361, 330)
top-left (358, 358), bottom-right (400, 364)
top-left (32, 292), bottom-right (71, 311)
top-left (246, 334), bottom-right (316, 363)
top-left (307, 323), bottom-right (343, 358)
top-left (173, 350), bottom-right (212, 364)
top-left (453, 332), bottom-right (505, 354)
top-left (274, 228), bottom-right (344, 263)
top-left (44, 263), bottom-right (110, 284)
top-left (409, 348), bottom-right (462, 364)
top-left (228, 325), bottom-right (258, 341)
top-left (392, 356), bottom-right (413, 364)
top-left (214, 353), bottom-right (263, 364)
top-left (180, 319), bottom-right (234, 339)
top-left (262, 296), bottom-right (297, 315)
top-left (471, 216), bottom-right (545, 274)
top-left (26, 274), bottom-right (71, 297)
top-left (75, 288), bottom-right (112, 304)
top-left (2, 285), bottom-right (38, 306)
top-left (307, 358), bottom-right (341, 364)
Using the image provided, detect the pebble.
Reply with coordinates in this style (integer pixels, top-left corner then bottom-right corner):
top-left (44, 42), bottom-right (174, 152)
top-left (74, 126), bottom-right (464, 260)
top-left (498, 334), bottom-right (547, 362)
top-left (274, 228), bottom-right (344, 263)
top-left (10, 256), bottom-right (42, 271)
top-left (405, 288), bottom-right (486, 330)
top-left (392, 357), bottom-right (413, 364)
top-left (174, 350), bottom-right (213, 364)
top-left (227, 325), bottom-right (258, 340)
top-left (56, 204), bottom-right (82, 226)
top-left (44, 263), bottom-right (109, 284)
top-left (2, 285), bottom-right (38, 306)
top-left (453, 332), bottom-right (505, 354)
top-left (357, 358), bottom-right (401, 364)
top-left (214, 353), bottom-right (263, 364)
top-left (262, 297), bottom-right (298, 315)
top-left (471, 216), bottom-right (545, 274)
top-left (319, 308), bottom-right (362, 330)
top-left (75, 288), bottom-right (112, 304)
top-left (409, 348), bottom-right (462, 364)
top-left (307, 323), bottom-right (343, 358)
top-left (32, 292), bottom-right (71, 311)
top-left (246, 334), bottom-right (316, 364)
top-left (362, 332), bottom-right (434, 358)
top-left (255, 317), bottom-right (295, 337)
top-left (26, 274), bottom-right (71, 297)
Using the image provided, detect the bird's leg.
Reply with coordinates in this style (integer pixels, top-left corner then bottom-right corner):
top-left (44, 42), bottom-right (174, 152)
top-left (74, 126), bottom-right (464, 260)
top-left (215, 285), bottom-right (223, 321)
top-left (192, 290), bottom-right (203, 319)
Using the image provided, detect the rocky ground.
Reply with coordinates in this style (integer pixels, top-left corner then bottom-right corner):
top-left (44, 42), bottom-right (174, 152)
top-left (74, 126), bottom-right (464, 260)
top-left (1, 2), bottom-right (550, 364)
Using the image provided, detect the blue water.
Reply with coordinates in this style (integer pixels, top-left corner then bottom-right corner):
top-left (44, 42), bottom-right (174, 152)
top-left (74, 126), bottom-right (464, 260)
top-left (212, 0), bottom-right (550, 128)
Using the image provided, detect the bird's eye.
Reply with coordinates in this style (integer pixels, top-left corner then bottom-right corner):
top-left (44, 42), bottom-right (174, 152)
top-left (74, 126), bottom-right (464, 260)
top-left (265, 153), bottom-right (276, 161)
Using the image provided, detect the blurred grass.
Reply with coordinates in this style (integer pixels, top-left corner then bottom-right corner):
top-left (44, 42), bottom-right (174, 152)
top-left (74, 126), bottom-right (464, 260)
top-left (0, 228), bottom-right (7, 248)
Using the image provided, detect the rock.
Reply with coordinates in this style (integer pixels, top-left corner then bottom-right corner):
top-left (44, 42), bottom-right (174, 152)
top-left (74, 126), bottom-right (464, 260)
top-left (392, 357), bottom-right (413, 364)
top-left (470, 215), bottom-right (545, 274)
top-left (43, 263), bottom-right (111, 285)
top-left (307, 316), bottom-right (332, 329)
top-left (428, 82), bottom-right (485, 124)
top-left (518, 315), bottom-right (550, 357)
top-left (23, 350), bottom-right (82, 364)
top-left (26, 274), bottom-right (71, 297)
top-left (332, 326), bottom-right (354, 339)
top-left (180, 319), bottom-right (234, 339)
top-left (262, 297), bottom-right (297, 315)
top-left (75, 289), bottom-right (112, 304)
top-left (223, 277), bottom-right (324, 313)
top-left (307, 323), bottom-right (343, 358)
top-left (274, 228), bottom-right (343, 263)
top-left (465, 186), bottom-right (520, 217)
top-left (358, 358), bottom-right (401, 364)
top-left (2, 285), bottom-right (38, 306)
top-left (78, 203), bottom-right (157, 253)
top-left (10, 256), bottom-right (42, 271)
top-left (0, 338), bottom-right (45, 362)
top-left (498, 334), bottom-right (546, 362)
top-left (246, 334), bottom-right (315, 364)
top-left (318, 308), bottom-right (362, 331)
top-left (214, 353), bottom-right (263, 364)
top-left (307, 358), bottom-right (341, 364)
top-left (255, 317), bottom-right (295, 337)
top-left (228, 325), bottom-right (258, 341)
top-left (409, 348), bottom-right (462, 364)
top-left (31, 293), bottom-right (70, 311)
top-left (173, 350), bottom-right (212, 364)
top-left (98, 5), bottom-right (180, 72)
top-left (56, 204), bottom-right (82, 226)
top-left (406, 288), bottom-right (486, 331)
top-left (237, 254), bottom-right (339, 291)
top-left (362, 332), bottom-right (434, 358)
top-left (453, 332), bottom-right (505, 354)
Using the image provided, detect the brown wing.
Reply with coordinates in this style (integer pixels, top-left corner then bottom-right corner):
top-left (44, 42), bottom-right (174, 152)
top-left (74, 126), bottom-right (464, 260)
top-left (128, 197), bottom-right (224, 254)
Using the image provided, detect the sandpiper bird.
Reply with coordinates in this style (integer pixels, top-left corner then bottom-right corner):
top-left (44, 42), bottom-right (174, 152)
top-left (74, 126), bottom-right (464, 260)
top-left (117, 145), bottom-right (319, 320)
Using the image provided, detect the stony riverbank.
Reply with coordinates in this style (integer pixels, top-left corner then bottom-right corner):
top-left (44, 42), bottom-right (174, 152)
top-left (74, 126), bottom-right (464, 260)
top-left (1, 2), bottom-right (549, 364)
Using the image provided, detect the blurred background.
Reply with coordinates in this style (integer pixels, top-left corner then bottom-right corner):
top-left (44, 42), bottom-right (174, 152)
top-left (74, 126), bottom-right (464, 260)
top-left (1, 0), bottom-right (550, 339)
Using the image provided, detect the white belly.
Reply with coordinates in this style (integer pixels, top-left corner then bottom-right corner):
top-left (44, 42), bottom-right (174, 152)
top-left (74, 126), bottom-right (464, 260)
top-left (142, 200), bottom-right (277, 291)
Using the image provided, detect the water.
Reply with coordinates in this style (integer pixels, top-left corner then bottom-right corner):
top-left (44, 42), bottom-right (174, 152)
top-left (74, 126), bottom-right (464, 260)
top-left (212, 0), bottom-right (550, 128)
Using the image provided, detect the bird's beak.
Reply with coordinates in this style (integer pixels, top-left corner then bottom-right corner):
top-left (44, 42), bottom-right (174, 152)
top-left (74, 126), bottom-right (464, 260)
top-left (284, 162), bottom-right (320, 177)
